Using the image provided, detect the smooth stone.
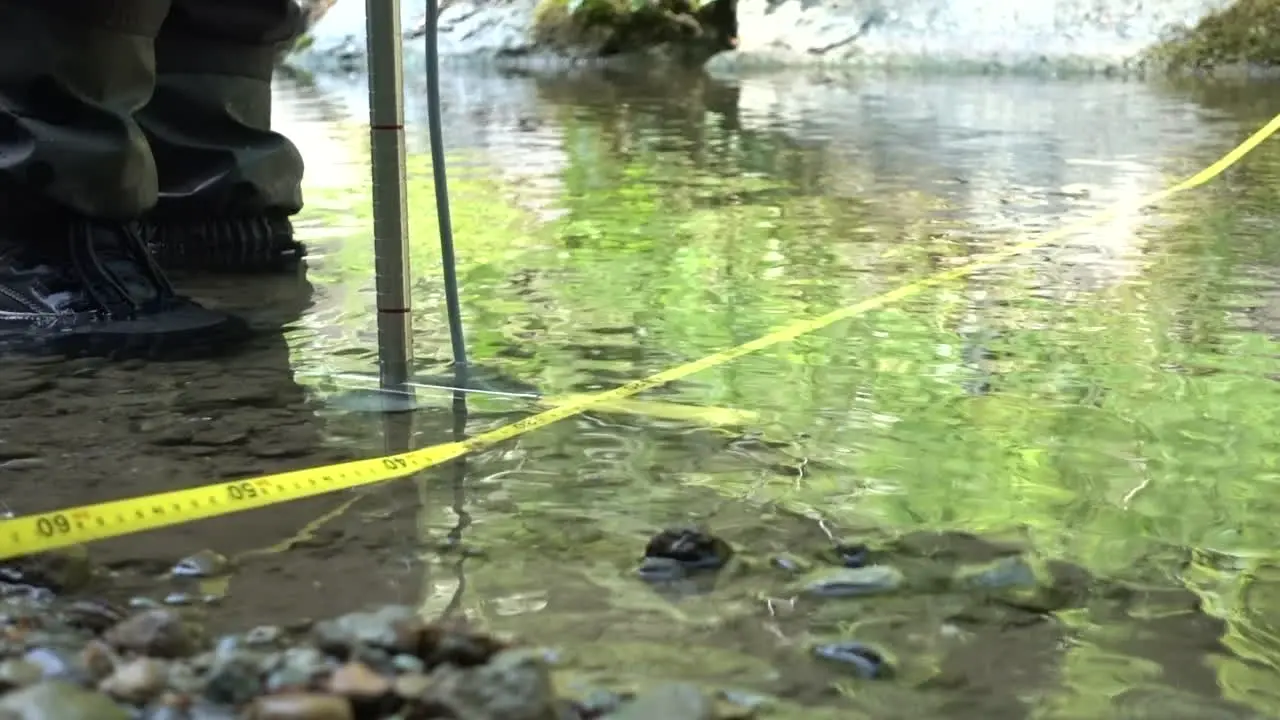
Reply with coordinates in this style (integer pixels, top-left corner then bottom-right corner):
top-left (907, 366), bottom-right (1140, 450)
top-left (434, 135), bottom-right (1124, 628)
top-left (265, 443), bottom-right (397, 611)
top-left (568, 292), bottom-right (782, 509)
top-left (22, 647), bottom-right (87, 682)
top-left (795, 566), bottom-right (905, 598)
top-left (165, 662), bottom-right (205, 695)
top-left (954, 556), bottom-right (1038, 590)
top-left (812, 642), bottom-right (891, 679)
top-left (171, 551), bottom-right (230, 579)
top-left (267, 648), bottom-right (330, 693)
top-left (105, 610), bottom-right (197, 658)
top-left (311, 606), bottom-right (418, 654)
top-left (99, 658), bottom-right (169, 705)
top-left (392, 673), bottom-right (432, 700)
top-left (390, 654), bottom-right (424, 674)
top-left (213, 636), bottom-right (242, 659)
top-left (63, 601), bottom-right (126, 634)
top-left (606, 683), bottom-right (713, 720)
top-left (244, 626), bottom-right (284, 647)
top-left (203, 655), bottom-right (264, 706)
top-left (326, 661), bottom-right (390, 700)
top-left (0, 660), bottom-right (43, 691)
top-left (426, 650), bottom-right (557, 720)
top-left (79, 641), bottom-right (118, 682)
top-left (0, 680), bottom-right (131, 720)
top-left (245, 693), bottom-right (354, 720)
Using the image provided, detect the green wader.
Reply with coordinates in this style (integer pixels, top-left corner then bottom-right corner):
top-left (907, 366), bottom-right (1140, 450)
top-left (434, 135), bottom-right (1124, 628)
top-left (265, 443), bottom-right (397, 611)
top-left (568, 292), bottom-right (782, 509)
top-left (0, 0), bottom-right (307, 270)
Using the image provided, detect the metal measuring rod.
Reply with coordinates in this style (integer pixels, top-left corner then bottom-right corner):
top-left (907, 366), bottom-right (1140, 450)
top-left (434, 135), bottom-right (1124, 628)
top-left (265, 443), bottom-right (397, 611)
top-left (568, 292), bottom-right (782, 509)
top-left (360, 0), bottom-right (468, 413)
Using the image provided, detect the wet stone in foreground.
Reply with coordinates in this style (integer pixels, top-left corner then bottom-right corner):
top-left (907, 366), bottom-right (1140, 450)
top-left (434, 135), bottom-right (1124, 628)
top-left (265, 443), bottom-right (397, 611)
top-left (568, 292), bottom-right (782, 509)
top-left (0, 580), bottom-right (765, 720)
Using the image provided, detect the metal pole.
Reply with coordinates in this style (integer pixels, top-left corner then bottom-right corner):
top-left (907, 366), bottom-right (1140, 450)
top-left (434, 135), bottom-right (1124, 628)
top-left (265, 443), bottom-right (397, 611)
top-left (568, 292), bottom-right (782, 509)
top-left (423, 0), bottom-right (469, 370)
top-left (365, 0), bottom-right (414, 397)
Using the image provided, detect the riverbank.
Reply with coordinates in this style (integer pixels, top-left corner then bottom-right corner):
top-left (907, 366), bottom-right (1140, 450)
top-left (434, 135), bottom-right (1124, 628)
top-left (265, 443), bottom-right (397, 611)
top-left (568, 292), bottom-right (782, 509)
top-left (288, 0), bottom-right (1280, 76)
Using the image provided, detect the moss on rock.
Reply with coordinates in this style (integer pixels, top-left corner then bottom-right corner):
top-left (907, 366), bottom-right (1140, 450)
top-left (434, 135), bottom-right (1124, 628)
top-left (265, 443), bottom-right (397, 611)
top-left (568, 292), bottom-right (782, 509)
top-left (532, 0), bottom-right (735, 64)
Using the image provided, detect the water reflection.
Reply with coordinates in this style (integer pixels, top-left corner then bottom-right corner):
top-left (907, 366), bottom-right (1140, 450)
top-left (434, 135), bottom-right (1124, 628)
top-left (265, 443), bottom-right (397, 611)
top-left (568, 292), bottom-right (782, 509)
top-left (12, 66), bottom-right (1280, 717)
top-left (271, 67), bottom-right (1279, 717)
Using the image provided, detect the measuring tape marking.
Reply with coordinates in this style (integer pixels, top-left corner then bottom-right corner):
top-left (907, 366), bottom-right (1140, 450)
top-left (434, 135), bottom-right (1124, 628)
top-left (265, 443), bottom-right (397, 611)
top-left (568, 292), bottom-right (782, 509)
top-left (5, 113), bottom-right (1278, 561)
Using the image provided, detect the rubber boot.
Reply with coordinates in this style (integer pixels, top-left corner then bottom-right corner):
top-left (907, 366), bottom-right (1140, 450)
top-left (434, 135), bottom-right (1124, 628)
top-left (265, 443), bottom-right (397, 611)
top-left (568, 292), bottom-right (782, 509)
top-left (0, 0), bottom-right (250, 359)
top-left (140, 0), bottom-right (308, 274)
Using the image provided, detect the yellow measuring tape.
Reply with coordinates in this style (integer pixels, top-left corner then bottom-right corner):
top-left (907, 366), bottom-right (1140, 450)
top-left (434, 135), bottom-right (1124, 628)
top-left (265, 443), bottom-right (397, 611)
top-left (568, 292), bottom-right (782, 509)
top-left (4, 114), bottom-right (1277, 562)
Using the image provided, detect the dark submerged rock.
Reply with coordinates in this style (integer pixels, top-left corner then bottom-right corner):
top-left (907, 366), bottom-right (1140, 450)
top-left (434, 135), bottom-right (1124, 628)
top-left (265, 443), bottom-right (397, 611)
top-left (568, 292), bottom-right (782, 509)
top-left (812, 642), bottom-right (891, 679)
top-left (637, 528), bottom-right (734, 582)
top-left (832, 542), bottom-right (870, 569)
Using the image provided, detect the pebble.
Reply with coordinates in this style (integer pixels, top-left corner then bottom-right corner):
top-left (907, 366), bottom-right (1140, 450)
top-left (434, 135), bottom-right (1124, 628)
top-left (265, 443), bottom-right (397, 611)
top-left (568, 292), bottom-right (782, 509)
top-left (104, 610), bottom-right (197, 658)
top-left (812, 642), bottom-right (891, 679)
top-left (21, 647), bottom-right (81, 681)
top-left (170, 551), bottom-right (230, 579)
top-left (0, 680), bottom-right (130, 720)
top-left (245, 693), bottom-right (354, 720)
top-left (391, 673), bottom-right (431, 700)
top-left (266, 647), bottom-right (329, 693)
top-left (203, 654), bottom-right (263, 706)
top-left (311, 607), bottom-right (418, 656)
top-left (99, 658), bottom-right (168, 704)
top-left (63, 602), bottom-right (125, 634)
top-left (0, 521), bottom-right (1102, 720)
top-left (795, 565), bottom-right (905, 598)
top-left (0, 595), bottom-right (640, 720)
top-left (244, 626), bottom-right (284, 647)
top-left (954, 556), bottom-right (1038, 590)
top-left (326, 661), bottom-right (389, 700)
top-left (426, 650), bottom-right (558, 720)
top-left (0, 661), bottom-right (42, 692)
top-left (79, 642), bottom-right (117, 682)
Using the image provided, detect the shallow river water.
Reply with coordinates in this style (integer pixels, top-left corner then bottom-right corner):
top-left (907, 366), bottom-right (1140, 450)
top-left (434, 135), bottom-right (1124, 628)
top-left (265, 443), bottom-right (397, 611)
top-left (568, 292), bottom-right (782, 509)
top-left (4, 68), bottom-right (1280, 718)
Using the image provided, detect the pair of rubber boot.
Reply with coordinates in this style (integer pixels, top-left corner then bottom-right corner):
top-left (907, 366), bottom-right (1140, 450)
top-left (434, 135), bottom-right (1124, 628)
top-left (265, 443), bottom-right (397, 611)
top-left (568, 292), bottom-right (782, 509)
top-left (0, 0), bottom-right (309, 359)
